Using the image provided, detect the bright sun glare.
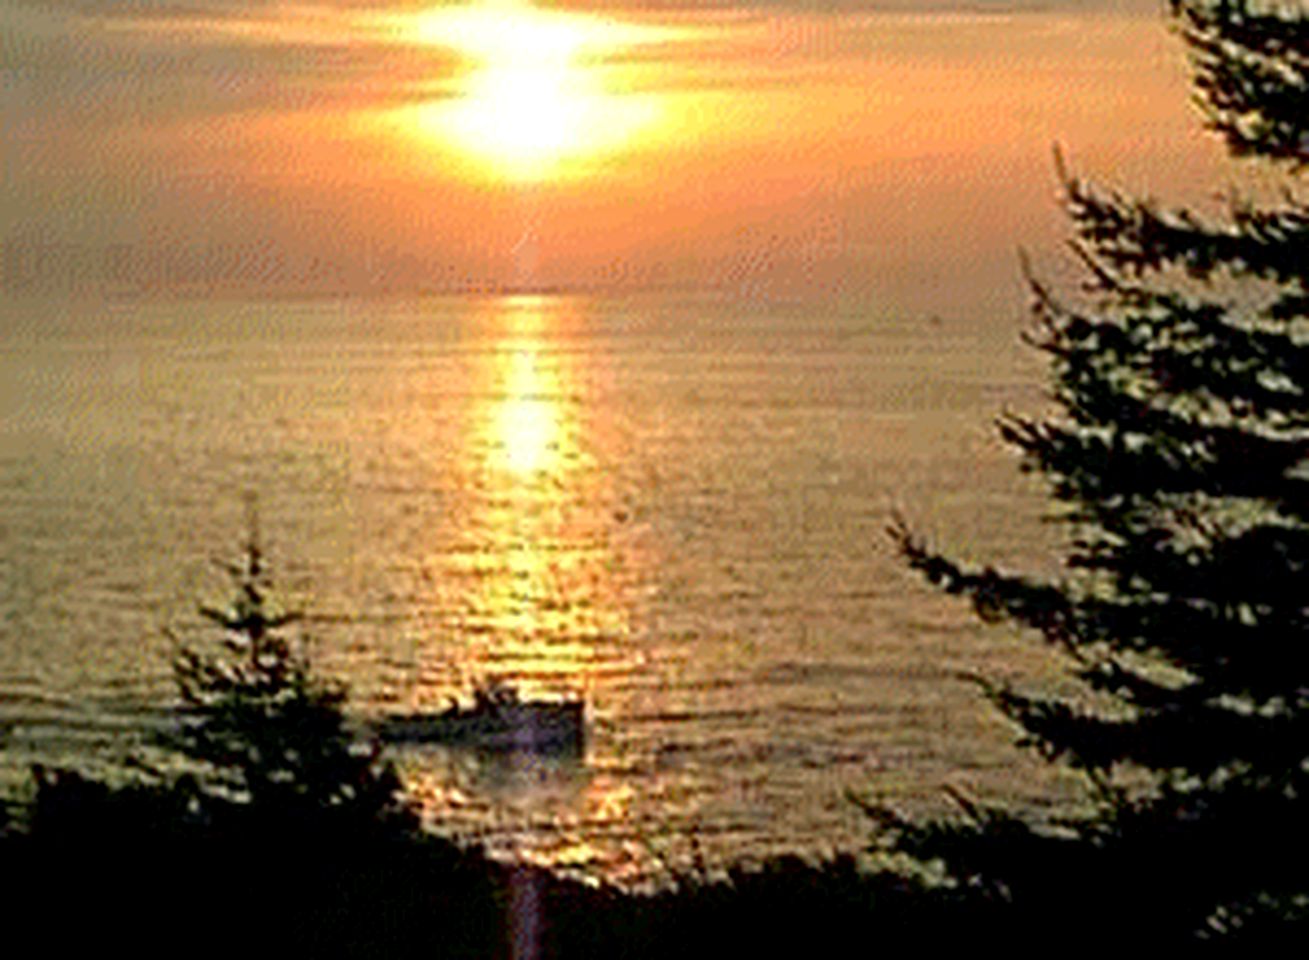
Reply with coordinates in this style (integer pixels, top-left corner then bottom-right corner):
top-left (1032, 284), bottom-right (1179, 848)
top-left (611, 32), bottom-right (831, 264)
top-left (402, 1), bottom-right (667, 181)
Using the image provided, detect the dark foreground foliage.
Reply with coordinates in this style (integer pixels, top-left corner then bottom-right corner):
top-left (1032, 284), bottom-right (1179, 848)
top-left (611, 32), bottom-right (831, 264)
top-left (892, 0), bottom-right (1309, 944)
top-left (2, 761), bottom-right (980, 957)
top-left (9, 778), bottom-right (1303, 956)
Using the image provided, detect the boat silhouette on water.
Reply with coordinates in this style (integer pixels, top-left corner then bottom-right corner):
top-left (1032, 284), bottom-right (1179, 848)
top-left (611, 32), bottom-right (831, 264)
top-left (376, 681), bottom-right (585, 754)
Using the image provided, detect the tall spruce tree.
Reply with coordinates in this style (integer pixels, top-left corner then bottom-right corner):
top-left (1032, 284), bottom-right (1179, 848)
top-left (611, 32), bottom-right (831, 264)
top-left (890, 0), bottom-right (1308, 941)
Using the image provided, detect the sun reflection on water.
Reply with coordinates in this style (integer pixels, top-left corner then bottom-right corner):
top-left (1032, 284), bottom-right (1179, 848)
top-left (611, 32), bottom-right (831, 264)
top-left (436, 295), bottom-right (637, 686)
top-left (496, 345), bottom-right (561, 476)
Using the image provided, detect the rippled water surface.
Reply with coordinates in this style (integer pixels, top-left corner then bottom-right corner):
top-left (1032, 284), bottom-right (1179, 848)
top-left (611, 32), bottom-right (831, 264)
top-left (0, 292), bottom-right (1078, 883)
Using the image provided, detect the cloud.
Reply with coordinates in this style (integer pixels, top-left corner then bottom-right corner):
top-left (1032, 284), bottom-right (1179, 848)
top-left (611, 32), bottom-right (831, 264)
top-left (2, 3), bottom-right (473, 129)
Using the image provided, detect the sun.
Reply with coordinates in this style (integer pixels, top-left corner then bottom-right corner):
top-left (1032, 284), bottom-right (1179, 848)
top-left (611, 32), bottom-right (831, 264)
top-left (399, 1), bottom-right (667, 181)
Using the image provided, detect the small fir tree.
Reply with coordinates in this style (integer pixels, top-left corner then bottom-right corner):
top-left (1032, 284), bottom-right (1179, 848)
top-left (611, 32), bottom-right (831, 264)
top-left (166, 534), bottom-right (410, 834)
top-left (891, 0), bottom-right (1308, 941)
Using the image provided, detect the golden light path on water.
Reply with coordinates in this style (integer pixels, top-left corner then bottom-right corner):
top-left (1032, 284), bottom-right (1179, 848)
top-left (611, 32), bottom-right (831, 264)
top-left (467, 297), bottom-right (618, 648)
top-left (401, 296), bottom-right (647, 880)
top-left (389, 1), bottom-right (673, 181)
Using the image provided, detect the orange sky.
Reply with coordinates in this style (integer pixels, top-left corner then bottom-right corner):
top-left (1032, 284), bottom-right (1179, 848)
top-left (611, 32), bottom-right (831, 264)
top-left (2, 2), bottom-right (1236, 311)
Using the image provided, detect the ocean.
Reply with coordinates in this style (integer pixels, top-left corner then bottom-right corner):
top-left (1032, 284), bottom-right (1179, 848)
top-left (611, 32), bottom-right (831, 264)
top-left (1, 289), bottom-right (1081, 884)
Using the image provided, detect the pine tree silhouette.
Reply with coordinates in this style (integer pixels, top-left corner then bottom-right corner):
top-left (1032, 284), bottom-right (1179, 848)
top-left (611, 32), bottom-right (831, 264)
top-left (165, 530), bottom-right (411, 835)
top-left (891, 0), bottom-right (1308, 942)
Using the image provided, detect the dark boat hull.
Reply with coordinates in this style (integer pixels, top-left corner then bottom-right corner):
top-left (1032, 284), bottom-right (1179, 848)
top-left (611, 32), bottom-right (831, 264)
top-left (376, 700), bottom-right (585, 753)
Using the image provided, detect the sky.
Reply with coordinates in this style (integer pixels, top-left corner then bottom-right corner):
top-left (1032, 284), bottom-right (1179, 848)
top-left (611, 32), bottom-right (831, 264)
top-left (2, 1), bottom-right (1232, 308)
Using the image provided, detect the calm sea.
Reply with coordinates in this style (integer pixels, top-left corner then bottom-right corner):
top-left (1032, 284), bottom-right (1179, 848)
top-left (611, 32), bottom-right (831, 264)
top-left (0, 290), bottom-right (1078, 884)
